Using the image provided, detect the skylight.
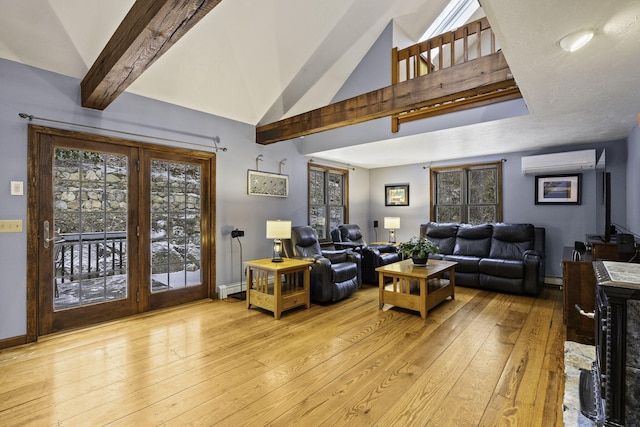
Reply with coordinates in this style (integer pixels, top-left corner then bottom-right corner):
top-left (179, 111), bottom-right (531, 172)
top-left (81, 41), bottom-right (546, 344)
top-left (419, 0), bottom-right (481, 42)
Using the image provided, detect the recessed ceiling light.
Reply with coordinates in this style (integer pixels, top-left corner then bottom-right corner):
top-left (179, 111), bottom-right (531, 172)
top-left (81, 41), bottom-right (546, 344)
top-left (558, 28), bottom-right (596, 52)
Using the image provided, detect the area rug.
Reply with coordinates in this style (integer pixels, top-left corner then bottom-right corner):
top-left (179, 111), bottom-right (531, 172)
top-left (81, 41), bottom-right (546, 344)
top-left (563, 341), bottom-right (596, 426)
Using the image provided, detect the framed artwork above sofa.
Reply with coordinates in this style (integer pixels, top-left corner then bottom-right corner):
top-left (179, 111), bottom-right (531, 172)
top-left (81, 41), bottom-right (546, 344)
top-left (535, 174), bottom-right (581, 205)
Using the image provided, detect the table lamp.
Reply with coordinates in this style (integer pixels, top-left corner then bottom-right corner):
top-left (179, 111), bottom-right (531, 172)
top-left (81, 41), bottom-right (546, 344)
top-left (384, 216), bottom-right (400, 243)
top-left (266, 220), bottom-right (291, 262)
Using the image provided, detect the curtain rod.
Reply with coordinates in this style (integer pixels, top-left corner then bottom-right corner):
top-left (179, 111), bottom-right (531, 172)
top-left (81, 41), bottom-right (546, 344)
top-left (422, 158), bottom-right (506, 169)
top-left (18, 113), bottom-right (228, 152)
top-left (308, 158), bottom-right (355, 171)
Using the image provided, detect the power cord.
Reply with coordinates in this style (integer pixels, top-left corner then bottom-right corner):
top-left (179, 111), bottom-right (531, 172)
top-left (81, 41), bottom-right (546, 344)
top-left (236, 235), bottom-right (243, 292)
top-left (230, 228), bottom-right (245, 300)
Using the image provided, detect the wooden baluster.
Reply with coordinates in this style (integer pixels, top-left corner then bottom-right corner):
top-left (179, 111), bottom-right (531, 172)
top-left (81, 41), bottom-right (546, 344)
top-left (391, 47), bottom-right (398, 84)
top-left (463, 26), bottom-right (469, 63)
top-left (476, 21), bottom-right (482, 58)
top-left (491, 28), bottom-right (496, 54)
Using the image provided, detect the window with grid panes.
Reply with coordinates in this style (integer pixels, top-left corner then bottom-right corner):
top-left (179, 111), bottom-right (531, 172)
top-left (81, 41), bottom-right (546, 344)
top-left (308, 164), bottom-right (348, 241)
top-left (430, 162), bottom-right (502, 224)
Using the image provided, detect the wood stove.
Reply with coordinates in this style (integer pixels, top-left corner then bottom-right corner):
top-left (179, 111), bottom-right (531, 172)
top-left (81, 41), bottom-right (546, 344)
top-left (580, 261), bottom-right (640, 426)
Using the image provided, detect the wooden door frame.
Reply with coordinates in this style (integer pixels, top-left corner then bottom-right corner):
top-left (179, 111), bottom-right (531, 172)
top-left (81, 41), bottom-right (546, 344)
top-left (26, 125), bottom-right (217, 342)
top-left (140, 149), bottom-right (215, 311)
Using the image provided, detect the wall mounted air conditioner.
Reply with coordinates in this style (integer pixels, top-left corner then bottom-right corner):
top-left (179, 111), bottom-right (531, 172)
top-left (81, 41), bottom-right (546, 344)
top-left (521, 149), bottom-right (597, 175)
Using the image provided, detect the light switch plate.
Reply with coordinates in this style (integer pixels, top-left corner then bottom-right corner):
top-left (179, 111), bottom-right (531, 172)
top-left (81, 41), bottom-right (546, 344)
top-left (0, 220), bottom-right (23, 232)
top-left (11, 181), bottom-right (23, 196)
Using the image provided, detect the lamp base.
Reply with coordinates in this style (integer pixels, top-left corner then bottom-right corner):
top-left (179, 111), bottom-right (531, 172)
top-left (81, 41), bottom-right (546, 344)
top-left (271, 257), bottom-right (284, 263)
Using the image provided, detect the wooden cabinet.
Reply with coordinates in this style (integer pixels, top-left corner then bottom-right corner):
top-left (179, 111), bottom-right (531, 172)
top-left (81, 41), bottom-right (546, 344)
top-left (590, 240), bottom-right (619, 261)
top-left (561, 247), bottom-right (595, 344)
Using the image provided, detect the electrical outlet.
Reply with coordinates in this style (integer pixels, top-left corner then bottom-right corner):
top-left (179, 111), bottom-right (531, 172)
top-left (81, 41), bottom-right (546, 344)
top-left (373, 220), bottom-right (378, 228)
top-left (231, 229), bottom-right (244, 238)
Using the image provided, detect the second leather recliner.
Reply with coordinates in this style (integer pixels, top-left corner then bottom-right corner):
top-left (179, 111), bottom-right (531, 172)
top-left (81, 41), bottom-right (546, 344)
top-left (333, 224), bottom-right (401, 284)
top-left (283, 225), bottom-right (361, 303)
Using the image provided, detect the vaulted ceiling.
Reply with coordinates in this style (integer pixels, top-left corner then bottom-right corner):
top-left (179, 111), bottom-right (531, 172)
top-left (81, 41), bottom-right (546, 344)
top-left (1, 0), bottom-right (639, 168)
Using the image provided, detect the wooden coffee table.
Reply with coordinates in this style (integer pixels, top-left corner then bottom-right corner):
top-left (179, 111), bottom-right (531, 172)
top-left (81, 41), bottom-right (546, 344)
top-left (376, 259), bottom-right (456, 319)
top-left (245, 258), bottom-right (312, 319)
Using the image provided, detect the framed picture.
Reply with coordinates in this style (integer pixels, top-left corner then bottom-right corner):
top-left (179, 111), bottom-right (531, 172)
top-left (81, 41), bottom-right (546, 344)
top-left (247, 170), bottom-right (289, 197)
top-left (535, 174), bottom-right (581, 205)
top-left (385, 184), bottom-right (409, 206)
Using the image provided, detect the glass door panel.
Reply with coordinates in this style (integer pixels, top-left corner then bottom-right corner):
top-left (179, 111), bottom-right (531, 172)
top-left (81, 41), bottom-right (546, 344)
top-left (31, 126), bottom-right (213, 337)
top-left (35, 130), bottom-right (139, 336)
top-left (53, 149), bottom-right (129, 311)
top-left (150, 159), bottom-right (202, 293)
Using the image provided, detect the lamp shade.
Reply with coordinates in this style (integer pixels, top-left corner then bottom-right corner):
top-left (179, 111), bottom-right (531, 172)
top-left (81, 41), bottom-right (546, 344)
top-left (266, 220), bottom-right (291, 239)
top-left (384, 217), bottom-right (400, 230)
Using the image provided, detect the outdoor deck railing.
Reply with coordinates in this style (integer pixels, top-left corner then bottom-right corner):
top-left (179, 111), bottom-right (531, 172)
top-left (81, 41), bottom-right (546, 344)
top-left (55, 231), bottom-right (127, 283)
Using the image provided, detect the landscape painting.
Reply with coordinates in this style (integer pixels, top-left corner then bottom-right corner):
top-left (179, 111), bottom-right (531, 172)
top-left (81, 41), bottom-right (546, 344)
top-left (535, 174), bottom-right (581, 204)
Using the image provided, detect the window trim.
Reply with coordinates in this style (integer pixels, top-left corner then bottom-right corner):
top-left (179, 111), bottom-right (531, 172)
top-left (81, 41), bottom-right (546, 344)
top-left (307, 163), bottom-right (349, 242)
top-left (430, 160), bottom-right (502, 223)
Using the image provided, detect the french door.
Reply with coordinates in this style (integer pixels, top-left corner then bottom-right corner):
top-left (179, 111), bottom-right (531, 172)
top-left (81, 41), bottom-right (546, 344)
top-left (28, 126), bottom-right (214, 337)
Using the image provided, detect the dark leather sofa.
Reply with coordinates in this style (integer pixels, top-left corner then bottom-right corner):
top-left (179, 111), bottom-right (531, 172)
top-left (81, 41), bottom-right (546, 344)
top-left (331, 224), bottom-right (401, 284)
top-left (283, 225), bottom-right (361, 303)
top-left (420, 222), bottom-right (545, 296)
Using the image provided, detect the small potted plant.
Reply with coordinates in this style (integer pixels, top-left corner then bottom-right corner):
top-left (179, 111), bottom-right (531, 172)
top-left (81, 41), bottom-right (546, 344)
top-left (397, 236), bottom-right (440, 266)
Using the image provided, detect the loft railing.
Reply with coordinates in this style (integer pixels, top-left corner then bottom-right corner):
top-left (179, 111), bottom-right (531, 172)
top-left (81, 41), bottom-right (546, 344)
top-left (392, 17), bottom-right (496, 83)
top-left (390, 17), bottom-right (520, 132)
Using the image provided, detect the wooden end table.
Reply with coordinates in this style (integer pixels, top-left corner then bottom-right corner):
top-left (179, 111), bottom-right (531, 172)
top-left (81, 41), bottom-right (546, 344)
top-left (376, 259), bottom-right (456, 319)
top-left (245, 258), bottom-right (312, 319)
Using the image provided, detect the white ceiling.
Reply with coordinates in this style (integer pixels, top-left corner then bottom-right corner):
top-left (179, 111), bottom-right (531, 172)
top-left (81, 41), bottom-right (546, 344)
top-left (1, 0), bottom-right (639, 169)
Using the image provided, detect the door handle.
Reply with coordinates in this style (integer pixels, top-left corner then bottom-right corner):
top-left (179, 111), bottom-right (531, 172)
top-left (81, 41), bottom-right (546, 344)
top-left (44, 220), bottom-right (64, 248)
top-left (575, 304), bottom-right (595, 319)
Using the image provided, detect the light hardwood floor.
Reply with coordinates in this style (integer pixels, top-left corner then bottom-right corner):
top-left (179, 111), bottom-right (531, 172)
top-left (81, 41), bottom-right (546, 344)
top-left (0, 285), bottom-right (565, 426)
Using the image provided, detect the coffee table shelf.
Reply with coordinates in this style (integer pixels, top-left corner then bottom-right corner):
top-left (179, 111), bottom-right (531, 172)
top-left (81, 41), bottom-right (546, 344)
top-left (376, 259), bottom-right (456, 319)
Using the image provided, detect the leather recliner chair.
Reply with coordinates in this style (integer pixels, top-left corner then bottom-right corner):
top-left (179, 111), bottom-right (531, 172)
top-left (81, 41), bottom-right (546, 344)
top-left (283, 225), bottom-right (361, 303)
top-left (332, 224), bottom-right (401, 284)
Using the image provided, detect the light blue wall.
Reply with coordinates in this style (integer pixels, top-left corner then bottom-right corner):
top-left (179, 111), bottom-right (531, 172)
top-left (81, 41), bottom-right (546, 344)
top-left (0, 58), bottom-right (325, 340)
top-left (368, 140), bottom-right (627, 280)
top-left (1, 24), bottom-right (637, 342)
top-left (626, 125), bottom-right (640, 236)
top-left (332, 22), bottom-right (392, 101)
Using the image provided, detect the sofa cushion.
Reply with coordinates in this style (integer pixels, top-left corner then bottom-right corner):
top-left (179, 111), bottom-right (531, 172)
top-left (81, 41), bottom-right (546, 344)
top-left (443, 255), bottom-right (481, 273)
top-left (421, 222), bottom-right (459, 255)
top-left (489, 223), bottom-right (534, 260)
top-left (453, 223), bottom-right (492, 257)
top-left (479, 258), bottom-right (524, 279)
top-left (453, 272), bottom-right (480, 288)
top-left (479, 274), bottom-right (523, 294)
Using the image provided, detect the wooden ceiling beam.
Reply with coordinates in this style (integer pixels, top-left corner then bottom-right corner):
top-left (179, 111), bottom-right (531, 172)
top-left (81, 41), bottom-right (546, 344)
top-left (81, 0), bottom-right (221, 110)
top-left (393, 83), bottom-right (521, 130)
top-left (256, 51), bottom-right (515, 145)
